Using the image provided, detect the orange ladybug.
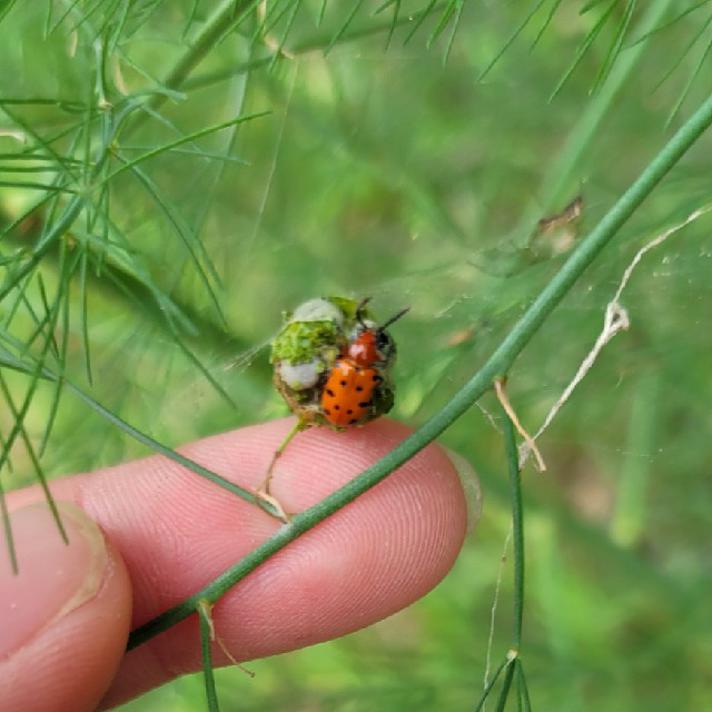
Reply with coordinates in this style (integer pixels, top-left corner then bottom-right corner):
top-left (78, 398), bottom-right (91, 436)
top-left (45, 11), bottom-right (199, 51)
top-left (320, 301), bottom-right (409, 427)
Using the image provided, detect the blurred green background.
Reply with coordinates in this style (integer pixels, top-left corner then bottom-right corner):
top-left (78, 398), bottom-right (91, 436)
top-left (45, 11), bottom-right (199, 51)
top-left (1, 1), bottom-right (711, 710)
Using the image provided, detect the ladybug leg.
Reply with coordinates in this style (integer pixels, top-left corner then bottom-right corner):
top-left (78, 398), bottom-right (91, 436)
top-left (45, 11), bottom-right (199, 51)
top-left (254, 418), bottom-right (307, 521)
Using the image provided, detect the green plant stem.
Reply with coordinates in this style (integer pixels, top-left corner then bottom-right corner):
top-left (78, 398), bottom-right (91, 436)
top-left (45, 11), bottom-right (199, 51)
top-left (197, 600), bottom-right (220, 712)
top-left (473, 410), bottom-right (526, 711)
top-left (502, 410), bottom-right (524, 653)
top-left (130, 0), bottom-right (255, 131)
top-left (494, 659), bottom-right (516, 712)
top-left (516, 661), bottom-right (532, 712)
top-left (127, 93), bottom-right (712, 650)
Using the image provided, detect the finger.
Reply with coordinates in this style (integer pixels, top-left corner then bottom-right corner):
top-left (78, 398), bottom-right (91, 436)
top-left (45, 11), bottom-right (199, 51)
top-left (9, 417), bottom-right (472, 708)
top-left (0, 502), bottom-right (132, 712)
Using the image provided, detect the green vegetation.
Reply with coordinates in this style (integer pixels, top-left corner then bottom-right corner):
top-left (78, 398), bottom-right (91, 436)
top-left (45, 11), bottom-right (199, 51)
top-left (2, 2), bottom-right (711, 710)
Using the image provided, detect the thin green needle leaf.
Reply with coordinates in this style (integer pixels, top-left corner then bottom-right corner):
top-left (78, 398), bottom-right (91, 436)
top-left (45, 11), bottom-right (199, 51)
top-left (0, 97), bottom-right (85, 112)
top-left (198, 601), bottom-right (221, 712)
top-left (0, 164), bottom-right (68, 174)
top-left (183, 0), bottom-right (201, 39)
top-left (384, 0), bottom-right (400, 49)
top-left (70, 202), bottom-right (199, 338)
top-left (0, 194), bottom-right (84, 304)
top-left (426, 0), bottom-right (455, 49)
top-left (112, 51), bottom-right (187, 104)
top-left (474, 659), bottom-right (510, 712)
top-left (549, 0), bottom-right (617, 101)
top-left (494, 659), bottom-right (516, 712)
top-left (317, 0), bottom-right (328, 27)
top-left (127, 0), bottom-right (260, 130)
top-left (0, 181), bottom-right (76, 193)
top-left (666, 37), bottom-right (712, 128)
top-left (100, 111), bottom-right (268, 184)
top-left (35, 275), bottom-right (60, 357)
top-left (531, 0), bottom-right (564, 50)
top-left (2, 272), bottom-right (39, 335)
top-left (403, 0), bottom-right (436, 46)
top-left (79, 249), bottom-right (93, 386)
top-left (0, 471), bottom-right (17, 574)
top-left (441, 0), bottom-right (463, 63)
top-left (591, 0), bottom-right (637, 94)
top-left (516, 661), bottom-right (533, 712)
top-left (39, 247), bottom-right (80, 458)
top-left (82, 83), bottom-right (96, 202)
top-left (108, 0), bottom-right (131, 53)
top-left (0, 153), bottom-right (79, 164)
top-left (118, 146), bottom-right (248, 164)
top-left (173, 334), bottom-right (238, 410)
top-left (256, 0), bottom-right (292, 39)
top-left (0, 193), bottom-right (52, 241)
top-left (0, 368), bottom-right (69, 546)
top-left (373, 0), bottom-right (397, 14)
top-left (114, 159), bottom-right (226, 326)
top-left (653, 10), bottom-right (712, 92)
top-left (326, 0), bottom-right (366, 54)
top-left (47, 376), bottom-right (280, 519)
top-left (5, 123), bottom-right (86, 165)
top-left (0, 102), bottom-right (80, 182)
top-left (580, 0), bottom-right (611, 12)
top-left (501, 407), bottom-right (525, 651)
top-left (214, 0), bottom-right (263, 48)
top-left (0, 422), bottom-right (14, 474)
top-left (0, 0), bottom-right (18, 25)
top-left (629, 0), bottom-right (711, 46)
top-left (65, 0), bottom-right (113, 36)
top-left (185, 3), bottom-right (449, 92)
top-left (46, 0), bottom-right (83, 35)
top-left (269, 0), bottom-right (301, 70)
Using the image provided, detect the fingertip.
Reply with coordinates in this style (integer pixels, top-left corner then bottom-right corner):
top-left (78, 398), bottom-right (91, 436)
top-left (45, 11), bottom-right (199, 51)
top-left (7, 417), bottom-right (475, 707)
top-left (0, 503), bottom-right (132, 712)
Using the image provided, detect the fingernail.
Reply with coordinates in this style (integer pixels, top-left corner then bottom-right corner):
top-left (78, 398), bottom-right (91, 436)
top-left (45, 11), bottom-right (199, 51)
top-left (444, 448), bottom-right (482, 533)
top-left (0, 501), bottom-right (108, 660)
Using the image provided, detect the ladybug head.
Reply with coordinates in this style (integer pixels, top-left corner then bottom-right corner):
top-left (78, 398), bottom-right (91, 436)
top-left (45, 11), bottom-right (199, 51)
top-left (351, 298), bottom-right (409, 366)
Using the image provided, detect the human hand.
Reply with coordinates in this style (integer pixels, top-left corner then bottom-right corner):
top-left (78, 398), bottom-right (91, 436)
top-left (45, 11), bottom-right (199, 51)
top-left (1, 418), bottom-right (472, 711)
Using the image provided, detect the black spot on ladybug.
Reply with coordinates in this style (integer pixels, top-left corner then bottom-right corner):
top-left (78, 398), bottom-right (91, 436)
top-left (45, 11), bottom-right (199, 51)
top-left (326, 388), bottom-right (335, 397)
top-left (324, 408), bottom-right (331, 415)
top-left (347, 409), bottom-right (353, 415)
top-left (358, 401), bottom-right (371, 408)
top-left (355, 385), bottom-right (364, 392)
top-left (340, 380), bottom-right (347, 386)
top-left (334, 404), bottom-right (340, 411)
top-left (349, 418), bottom-right (358, 425)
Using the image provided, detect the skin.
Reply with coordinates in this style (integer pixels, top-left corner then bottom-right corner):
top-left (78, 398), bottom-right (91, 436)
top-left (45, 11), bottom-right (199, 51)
top-left (1, 417), bottom-right (469, 711)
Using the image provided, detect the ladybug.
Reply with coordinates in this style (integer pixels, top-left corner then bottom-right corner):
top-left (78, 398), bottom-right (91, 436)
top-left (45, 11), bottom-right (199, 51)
top-left (320, 300), bottom-right (409, 427)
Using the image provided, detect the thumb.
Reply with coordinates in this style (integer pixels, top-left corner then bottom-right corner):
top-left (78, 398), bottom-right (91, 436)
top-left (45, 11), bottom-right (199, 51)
top-left (0, 502), bottom-right (132, 712)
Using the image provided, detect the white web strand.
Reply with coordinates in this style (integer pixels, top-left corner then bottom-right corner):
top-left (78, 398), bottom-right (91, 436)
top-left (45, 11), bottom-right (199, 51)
top-left (519, 205), bottom-right (712, 468)
top-left (483, 524), bottom-right (513, 710)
